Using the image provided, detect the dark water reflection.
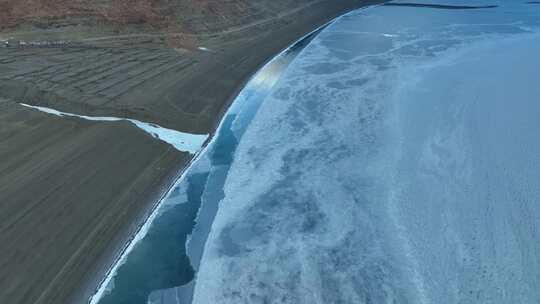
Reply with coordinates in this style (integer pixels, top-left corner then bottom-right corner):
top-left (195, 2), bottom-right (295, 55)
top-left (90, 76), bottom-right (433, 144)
top-left (383, 3), bottom-right (498, 9)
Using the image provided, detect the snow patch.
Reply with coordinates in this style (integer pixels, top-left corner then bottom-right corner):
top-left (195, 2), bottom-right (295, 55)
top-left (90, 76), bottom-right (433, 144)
top-left (20, 103), bottom-right (208, 154)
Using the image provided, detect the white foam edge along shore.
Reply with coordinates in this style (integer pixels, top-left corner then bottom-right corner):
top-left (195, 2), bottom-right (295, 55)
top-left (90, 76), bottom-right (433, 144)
top-left (19, 103), bottom-right (208, 154)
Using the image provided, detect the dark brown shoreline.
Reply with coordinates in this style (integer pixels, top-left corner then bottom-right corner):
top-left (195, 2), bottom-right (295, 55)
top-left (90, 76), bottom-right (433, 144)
top-left (0, 1), bottom-right (383, 303)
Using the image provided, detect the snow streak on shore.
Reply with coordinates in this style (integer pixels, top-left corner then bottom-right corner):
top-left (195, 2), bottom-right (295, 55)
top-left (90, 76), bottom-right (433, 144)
top-left (193, 1), bottom-right (540, 303)
top-left (20, 103), bottom-right (208, 154)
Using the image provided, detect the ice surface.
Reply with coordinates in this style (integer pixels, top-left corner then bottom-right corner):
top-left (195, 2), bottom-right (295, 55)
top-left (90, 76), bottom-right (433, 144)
top-left (193, 2), bottom-right (540, 303)
top-left (20, 103), bottom-right (208, 154)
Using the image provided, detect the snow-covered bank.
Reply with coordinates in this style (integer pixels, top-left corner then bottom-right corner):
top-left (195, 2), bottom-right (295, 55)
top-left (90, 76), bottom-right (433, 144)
top-left (20, 103), bottom-right (208, 154)
top-left (193, 2), bottom-right (540, 303)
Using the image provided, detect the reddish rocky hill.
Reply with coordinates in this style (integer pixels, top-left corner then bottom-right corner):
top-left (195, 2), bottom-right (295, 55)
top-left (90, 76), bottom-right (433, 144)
top-left (0, 0), bottom-right (318, 32)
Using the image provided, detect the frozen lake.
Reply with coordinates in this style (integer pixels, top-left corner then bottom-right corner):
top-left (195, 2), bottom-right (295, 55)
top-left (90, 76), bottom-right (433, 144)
top-left (193, 1), bottom-right (540, 303)
top-left (92, 1), bottom-right (540, 303)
